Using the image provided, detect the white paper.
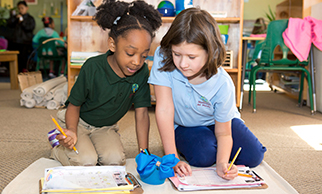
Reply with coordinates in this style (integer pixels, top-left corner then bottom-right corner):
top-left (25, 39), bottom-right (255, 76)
top-left (43, 166), bottom-right (129, 191)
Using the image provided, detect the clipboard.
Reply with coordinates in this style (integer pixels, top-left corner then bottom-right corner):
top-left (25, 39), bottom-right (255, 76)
top-left (169, 167), bottom-right (268, 191)
top-left (39, 172), bottom-right (143, 194)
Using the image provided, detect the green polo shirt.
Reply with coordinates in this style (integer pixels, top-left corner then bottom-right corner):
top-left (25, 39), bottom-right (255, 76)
top-left (66, 50), bottom-right (151, 127)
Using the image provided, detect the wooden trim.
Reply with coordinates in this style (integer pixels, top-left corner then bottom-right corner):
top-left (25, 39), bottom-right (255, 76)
top-left (161, 17), bottom-right (241, 23)
top-left (236, 0), bottom-right (244, 108)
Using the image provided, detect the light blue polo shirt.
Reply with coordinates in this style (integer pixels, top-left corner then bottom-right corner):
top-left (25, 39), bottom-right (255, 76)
top-left (148, 46), bottom-right (240, 129)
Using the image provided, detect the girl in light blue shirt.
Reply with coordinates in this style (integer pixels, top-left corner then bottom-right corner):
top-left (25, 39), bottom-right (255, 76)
top-left (148, 8), bottom-right (266, 180)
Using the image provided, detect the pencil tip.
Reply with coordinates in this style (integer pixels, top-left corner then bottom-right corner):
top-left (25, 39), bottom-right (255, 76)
top-left (76, 150), bottom-right (79, 154)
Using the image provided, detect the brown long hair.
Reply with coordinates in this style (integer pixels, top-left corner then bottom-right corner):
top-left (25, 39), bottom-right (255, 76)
top-left (159, 7), bottom-right (226, 79)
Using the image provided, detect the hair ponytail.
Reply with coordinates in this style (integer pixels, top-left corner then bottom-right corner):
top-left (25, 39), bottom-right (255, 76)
top-left (94, 0), bottom-right (162, 41)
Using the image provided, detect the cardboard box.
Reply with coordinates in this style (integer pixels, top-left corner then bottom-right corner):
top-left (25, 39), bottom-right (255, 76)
top-left (18, 71), bottom-right (43, 91)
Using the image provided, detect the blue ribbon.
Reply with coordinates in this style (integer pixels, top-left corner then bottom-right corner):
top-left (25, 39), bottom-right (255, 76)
top-left (135, 153), bottom-right (179, 180)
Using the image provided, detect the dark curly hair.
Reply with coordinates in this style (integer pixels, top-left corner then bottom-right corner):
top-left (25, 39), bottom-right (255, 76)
top-left (159, 7), bottom-right (226, 79)
top-left (93, 0), bottom-right (162, 42)
top-left (42, 17), bottom-right (53, 28)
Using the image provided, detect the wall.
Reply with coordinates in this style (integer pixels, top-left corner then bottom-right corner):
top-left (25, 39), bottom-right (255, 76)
top-left (244, 0), bottom-right (284, 20)
top-left (311, 2), bottom-right (322, 112)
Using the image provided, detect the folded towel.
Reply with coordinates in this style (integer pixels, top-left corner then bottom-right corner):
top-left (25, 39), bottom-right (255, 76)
top-left (53, 83), bottom-right (67, 104)
top-left (46, 100), bottom-right (60, 110)
top-left (20, 83), bottom-right (41, 100)
top-left (283, 16), bottom-right (322, 61)
top-left (33, 95), bottom-right (44, 104)
top-left (44, 82), bottom-right (66, 101)
top-left (282, 17), bottom-right (311, 62)
top-left (20, 99), bottom-right (25, 106)
top-left (305, 16), bottom-right (322, 51)
top-left (36, 100), bottom-right (47, 107)
top-left (24, 98), bottom-right (36, 108)
top-left (33, 76), bottom-right (67, 97)
top-left (62, 83), bottom-right (68, 95)
top-left (53, 91), bottom-right (66, 105)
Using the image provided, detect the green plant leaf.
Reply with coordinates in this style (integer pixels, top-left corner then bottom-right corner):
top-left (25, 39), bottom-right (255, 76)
top-left (265, 13), bottom-right (272, 21)
top-left (264, 5), bottom-right (276, 22)
top-left (268, 5), bottom-right (276, 21)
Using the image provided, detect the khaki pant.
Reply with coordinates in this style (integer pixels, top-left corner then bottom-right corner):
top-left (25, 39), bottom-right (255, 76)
top-left (50, 109), bottom-right (126, 166)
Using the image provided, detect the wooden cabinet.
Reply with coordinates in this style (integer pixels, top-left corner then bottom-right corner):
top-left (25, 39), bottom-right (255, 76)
top-left (67, 0), bottom-right (244, 107)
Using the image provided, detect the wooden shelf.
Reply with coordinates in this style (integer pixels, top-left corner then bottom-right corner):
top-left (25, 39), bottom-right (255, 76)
top-left (70, 16), bottom-right (95, 21)
top-left (68, 0), bottom-right (244, 107)
top-left (70, 16), bottom-right (241, 23)
top-left (162, 17), bottom-right (241, 23)
top-left (242, 37), bottom-right (266, 41)
top-left (70, 65), bottom-right (82, 69)
top-left (224, 68), bottom-right (239, 73)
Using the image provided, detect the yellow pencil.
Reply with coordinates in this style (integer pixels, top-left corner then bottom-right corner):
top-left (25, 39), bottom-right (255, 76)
top-left (227, 147), bottom-right (242, 172)
top-left (238, 173), bottom-right (253, 178)
top-left (50, 115), bottom-right (79, 154)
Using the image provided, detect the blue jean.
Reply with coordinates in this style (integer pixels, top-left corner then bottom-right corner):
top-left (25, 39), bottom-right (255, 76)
top-left (175, 118), bottom-right (267, 168)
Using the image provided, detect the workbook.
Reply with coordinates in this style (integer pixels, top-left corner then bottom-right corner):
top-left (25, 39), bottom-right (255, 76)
top-left (40, 166), bottom-right (142, 193)
top-left (169, 166), bottom-right (267, 191)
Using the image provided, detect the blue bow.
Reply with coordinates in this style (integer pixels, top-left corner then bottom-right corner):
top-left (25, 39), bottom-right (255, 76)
top-left (135, 153), bottom-right (179, 180)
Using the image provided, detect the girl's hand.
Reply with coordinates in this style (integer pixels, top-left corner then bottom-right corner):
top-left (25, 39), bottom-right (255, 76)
top-left (56, 128), bottom-right (77, 150)
top-left (174, 161), bottom-right (192, 177)
top-left (216, 162), bottom-right (238, 180)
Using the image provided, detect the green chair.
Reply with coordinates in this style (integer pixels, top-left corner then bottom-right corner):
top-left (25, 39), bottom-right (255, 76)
top-left (245, 40), bottom-right (265, 79)
top-left (248, 19), bottom-right (314, 114)
top-left (35, 37), bottom-right (66, 77)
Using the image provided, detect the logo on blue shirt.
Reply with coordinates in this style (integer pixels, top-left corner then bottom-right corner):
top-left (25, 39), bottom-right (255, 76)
top-left (200, 96), bottom-right (209, 103)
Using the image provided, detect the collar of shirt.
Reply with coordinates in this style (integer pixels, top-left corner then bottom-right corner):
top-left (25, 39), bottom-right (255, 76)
top-left (172, 66), bottom-right (226, 101)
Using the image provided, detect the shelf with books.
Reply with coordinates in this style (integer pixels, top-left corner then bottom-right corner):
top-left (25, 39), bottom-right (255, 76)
top-left (67, 0), bottom-right (107, 94)
top-left (161, 16), bottom-right (241, 23)
top-left (67, 0), bottom-right (244, 107)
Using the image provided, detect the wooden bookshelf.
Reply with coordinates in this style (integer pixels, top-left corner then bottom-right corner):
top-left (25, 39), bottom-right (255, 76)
top-left (67, 0), bottom-right (244, 107)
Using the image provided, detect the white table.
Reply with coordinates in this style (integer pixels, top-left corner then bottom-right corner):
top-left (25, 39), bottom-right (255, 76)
top-left (2, 158), bottom-right (298, 194)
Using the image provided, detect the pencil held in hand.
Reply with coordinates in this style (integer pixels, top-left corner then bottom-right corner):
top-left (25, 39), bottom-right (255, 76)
top-left (50, 115), bottom-right (79, 154)
top-left (227, 147), bottom-right (242, 171)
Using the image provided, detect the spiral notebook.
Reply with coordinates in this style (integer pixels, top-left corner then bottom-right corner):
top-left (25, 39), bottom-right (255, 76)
top-left (169, 166), bottom-right (268, 191)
